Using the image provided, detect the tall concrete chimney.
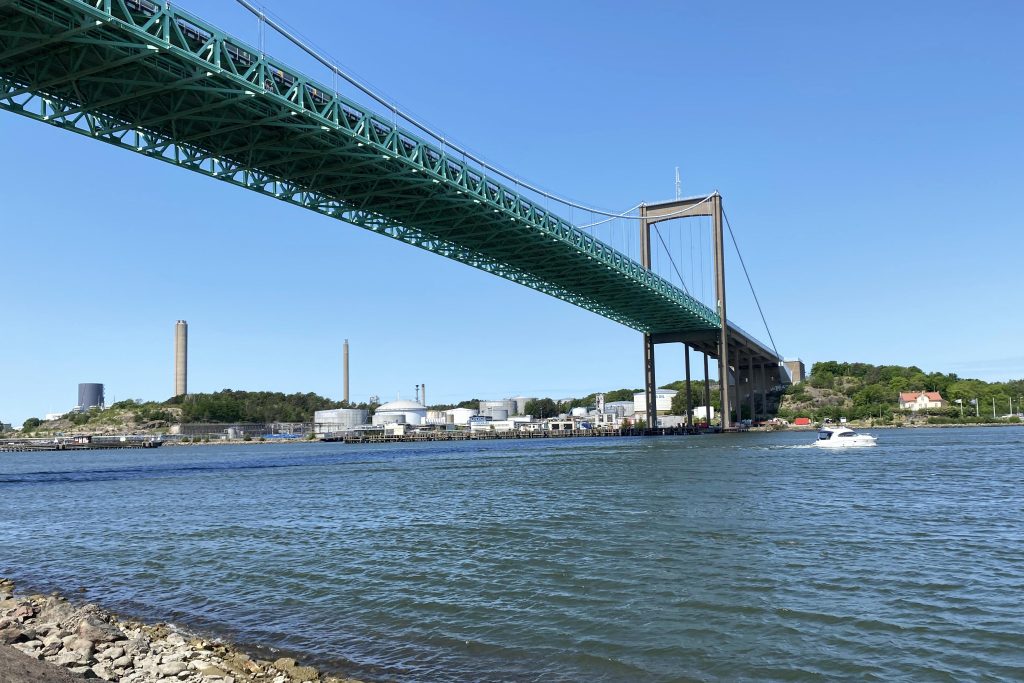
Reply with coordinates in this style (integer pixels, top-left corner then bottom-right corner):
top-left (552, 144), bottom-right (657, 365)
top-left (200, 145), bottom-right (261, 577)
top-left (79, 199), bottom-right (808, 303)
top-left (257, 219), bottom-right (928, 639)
top-left (421, 383), bottom-right (426, 407)
top-left (174, 320), bottom-right (188, 397)
top-left (343, 339), bottom-right (350, 404)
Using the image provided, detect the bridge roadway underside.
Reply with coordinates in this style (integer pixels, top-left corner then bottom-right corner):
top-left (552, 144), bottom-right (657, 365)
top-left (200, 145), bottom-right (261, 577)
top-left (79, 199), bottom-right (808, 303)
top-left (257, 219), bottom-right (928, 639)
top-left (653, 329), bottom-right (788, 390)
top-left (0, 0), bottom-right (723, 337)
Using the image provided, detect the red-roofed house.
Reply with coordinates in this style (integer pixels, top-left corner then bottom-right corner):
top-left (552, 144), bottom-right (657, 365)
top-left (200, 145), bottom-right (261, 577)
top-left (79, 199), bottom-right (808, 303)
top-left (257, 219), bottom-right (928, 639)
top-left (899, 391), bottom-right (946, 411)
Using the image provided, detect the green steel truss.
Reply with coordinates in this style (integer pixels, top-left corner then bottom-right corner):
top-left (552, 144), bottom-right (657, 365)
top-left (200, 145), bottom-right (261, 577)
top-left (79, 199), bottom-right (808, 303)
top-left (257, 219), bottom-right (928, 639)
top-left (0, 0), bottom-right (721, 334)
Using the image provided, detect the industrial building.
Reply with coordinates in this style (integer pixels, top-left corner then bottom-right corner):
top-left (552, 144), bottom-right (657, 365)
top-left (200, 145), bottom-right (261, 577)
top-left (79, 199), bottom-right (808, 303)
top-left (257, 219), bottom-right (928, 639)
top-left (604, 401), bottom-right (635, 418)
top-left (692, 406), bottom-right (716, 421)
top-left (479, 399), bottom-right (518, 420)
top-left (633, 389), bottom-right (676, 415)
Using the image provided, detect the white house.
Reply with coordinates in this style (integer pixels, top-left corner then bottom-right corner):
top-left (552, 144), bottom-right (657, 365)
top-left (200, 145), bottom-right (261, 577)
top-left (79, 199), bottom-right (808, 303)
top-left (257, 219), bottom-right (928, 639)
top-left (899, 391), bottom-right (946, 411)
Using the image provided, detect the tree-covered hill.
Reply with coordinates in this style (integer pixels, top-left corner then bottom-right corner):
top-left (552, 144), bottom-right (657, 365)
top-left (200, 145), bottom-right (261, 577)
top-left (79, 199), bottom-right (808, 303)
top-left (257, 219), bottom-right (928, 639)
top-left (780, 361), bottom-right (1024, 423)
top-left (165, 390), bottom-right (364, 423)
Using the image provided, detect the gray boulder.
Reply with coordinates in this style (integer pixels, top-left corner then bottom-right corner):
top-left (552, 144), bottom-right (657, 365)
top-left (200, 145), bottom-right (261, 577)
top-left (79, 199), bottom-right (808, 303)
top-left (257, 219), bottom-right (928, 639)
top-left (77, 616), bottom-right (125, 643)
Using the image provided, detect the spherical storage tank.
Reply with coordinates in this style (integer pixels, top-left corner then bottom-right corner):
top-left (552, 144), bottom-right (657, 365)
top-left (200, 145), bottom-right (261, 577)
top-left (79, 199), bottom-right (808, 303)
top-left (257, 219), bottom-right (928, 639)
top-left (78, 383), bottom-right (104, 410)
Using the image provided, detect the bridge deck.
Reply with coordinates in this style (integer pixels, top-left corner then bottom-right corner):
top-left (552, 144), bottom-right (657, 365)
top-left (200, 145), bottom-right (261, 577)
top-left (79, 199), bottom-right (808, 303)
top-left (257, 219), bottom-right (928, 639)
top-left (0, 0), bottom-right (728, 336)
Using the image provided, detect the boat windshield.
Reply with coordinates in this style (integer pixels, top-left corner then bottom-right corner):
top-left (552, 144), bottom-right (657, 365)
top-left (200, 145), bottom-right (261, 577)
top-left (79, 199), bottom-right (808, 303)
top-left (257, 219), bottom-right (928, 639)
top-left (817, 431), bottom-right (832, 440)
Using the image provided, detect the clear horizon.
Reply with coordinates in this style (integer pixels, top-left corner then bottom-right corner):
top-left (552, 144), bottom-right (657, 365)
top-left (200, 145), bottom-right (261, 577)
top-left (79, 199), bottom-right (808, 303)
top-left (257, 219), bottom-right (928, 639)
top-left (3, 0), bottom-right (1022, 426)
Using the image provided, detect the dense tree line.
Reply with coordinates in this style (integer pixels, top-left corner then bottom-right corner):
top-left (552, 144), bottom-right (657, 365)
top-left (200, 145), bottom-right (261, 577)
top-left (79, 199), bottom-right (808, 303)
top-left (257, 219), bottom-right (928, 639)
top-left (166, 390), bottom-right (346, 423)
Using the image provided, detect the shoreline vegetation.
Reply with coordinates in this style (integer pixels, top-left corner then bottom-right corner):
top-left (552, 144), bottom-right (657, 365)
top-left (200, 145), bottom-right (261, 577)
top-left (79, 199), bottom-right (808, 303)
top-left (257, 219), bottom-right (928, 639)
top-left (0, 578), bottom-right (365, 683)
top-left (5, 361), bottom-right (1021, 440)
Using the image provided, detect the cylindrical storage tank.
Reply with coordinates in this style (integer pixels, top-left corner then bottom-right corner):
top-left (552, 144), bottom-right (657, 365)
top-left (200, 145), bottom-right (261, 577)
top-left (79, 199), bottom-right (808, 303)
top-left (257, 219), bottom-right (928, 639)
top-left (570, 406), bottom-right (588, 417)
top-left (314, 408), bottom-right (370, 434)
top-left (489, 408), bottom-right (509, 421)
top-left (446, 407), bottom-right (478, 425)
top-left (513, 397), bottom-right (534, 415)
top-left (78, 383), bottom-right (104, 410)
top-left (479, 399), bottom-right (517, 413)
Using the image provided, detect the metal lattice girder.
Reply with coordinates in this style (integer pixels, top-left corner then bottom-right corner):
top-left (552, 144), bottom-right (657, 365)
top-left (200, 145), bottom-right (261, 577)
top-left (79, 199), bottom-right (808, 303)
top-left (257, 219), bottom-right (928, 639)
top-left (0, 0), bottom-right (722, 334)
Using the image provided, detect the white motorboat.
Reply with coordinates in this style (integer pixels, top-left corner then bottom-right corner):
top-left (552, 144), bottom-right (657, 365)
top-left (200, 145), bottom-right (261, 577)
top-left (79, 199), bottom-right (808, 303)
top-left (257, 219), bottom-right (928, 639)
top-left (813, 425), bottom-right (877, 447)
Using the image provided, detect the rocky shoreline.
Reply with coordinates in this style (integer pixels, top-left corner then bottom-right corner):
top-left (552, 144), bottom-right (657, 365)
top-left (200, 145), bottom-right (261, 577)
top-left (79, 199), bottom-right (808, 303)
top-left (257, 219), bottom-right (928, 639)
top-left (0, 579), bottom-right (365, 683)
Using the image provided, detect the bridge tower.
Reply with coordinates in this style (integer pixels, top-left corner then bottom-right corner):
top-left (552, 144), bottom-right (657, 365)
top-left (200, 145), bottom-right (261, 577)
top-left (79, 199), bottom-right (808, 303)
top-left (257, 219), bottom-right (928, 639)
top-left (639, 193), bottom-right (733, 431)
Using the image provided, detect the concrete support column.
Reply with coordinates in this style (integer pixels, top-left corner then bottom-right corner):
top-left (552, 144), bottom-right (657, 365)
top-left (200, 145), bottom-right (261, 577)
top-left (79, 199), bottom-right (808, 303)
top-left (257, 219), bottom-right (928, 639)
top-left (759, 364), bottom-right (767, 420)
top-left (748, 355), bottom-right (755, 424)
top-left (684, 344), bottom-right (693, 431)
top-left (711, 194), bottom-right (731, 430)
top-left (644, 334), bottom-right (657, 429)
top-left (732, 352), bottom-right (741, 427)
top-left (703, 352), bottom-right (711, 428)
top-left (639, 204), bottom-right (657, 431)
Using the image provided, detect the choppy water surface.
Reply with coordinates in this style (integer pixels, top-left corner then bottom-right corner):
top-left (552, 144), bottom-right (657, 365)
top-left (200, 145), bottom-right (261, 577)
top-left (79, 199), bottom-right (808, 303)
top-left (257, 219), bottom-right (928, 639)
top-left (2, 428), bottom-right (1024, 681)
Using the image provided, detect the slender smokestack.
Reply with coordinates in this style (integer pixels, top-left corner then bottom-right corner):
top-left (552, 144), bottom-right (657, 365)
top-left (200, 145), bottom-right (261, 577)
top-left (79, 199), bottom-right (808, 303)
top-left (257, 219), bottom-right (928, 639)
top-left (174, 320), bottom-right (188, 397)
top-left (415, 385), bottom-right (420, 403)
top-left (343, 339), bottom-right (350, 404)
top-left (421, 383), bottom-right (426, 407)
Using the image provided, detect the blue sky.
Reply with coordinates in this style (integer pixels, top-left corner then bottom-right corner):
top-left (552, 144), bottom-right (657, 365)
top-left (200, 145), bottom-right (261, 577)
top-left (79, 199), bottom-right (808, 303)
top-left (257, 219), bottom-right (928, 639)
top-left (2, 1), bottom-right (1022, 426)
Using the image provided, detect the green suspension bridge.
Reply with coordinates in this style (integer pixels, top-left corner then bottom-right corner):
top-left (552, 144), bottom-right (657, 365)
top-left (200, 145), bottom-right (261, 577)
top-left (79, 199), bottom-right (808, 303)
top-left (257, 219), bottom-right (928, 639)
top-left (0, 0), bottom-right (787, 429)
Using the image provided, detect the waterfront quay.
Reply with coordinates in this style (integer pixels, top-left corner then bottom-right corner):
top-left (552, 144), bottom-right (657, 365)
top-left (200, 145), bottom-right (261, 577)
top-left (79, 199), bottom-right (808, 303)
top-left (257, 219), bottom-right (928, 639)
top-left (323, 426), bottom-right (710, 444)
top-left (0, 435), bottom-right (163, 452)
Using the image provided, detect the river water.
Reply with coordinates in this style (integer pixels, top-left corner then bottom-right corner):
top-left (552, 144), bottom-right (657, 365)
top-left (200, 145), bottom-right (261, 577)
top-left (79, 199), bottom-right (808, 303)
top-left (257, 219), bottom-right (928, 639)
top-left (2, 427), bottom-right (1023, 681)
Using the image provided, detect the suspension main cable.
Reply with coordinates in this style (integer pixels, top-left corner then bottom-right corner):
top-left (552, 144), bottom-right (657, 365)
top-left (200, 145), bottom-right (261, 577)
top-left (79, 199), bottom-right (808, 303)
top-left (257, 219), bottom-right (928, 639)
top-left (577, 205), bottom-right (641, 229)
top-left (233, 0), bottom-right (652, 219)
top-left (722, 207), bottom-right (779, 358)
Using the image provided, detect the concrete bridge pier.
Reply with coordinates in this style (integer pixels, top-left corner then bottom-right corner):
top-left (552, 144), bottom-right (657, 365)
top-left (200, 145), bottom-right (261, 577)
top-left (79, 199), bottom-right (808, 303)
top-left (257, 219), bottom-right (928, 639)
top-left (684, 345), bottom-right (693, 430)
top-left (748, 356), bottom-right (755, 422)
top-left (703, 353), bottom-right (711, 426)
top-left (643, 333), bottom-right (657, 429)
